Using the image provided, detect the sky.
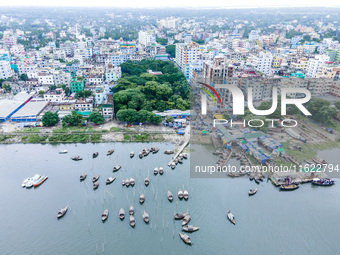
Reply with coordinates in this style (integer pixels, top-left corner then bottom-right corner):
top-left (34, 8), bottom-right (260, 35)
top-left (0, 0), bottom-right (339, 8)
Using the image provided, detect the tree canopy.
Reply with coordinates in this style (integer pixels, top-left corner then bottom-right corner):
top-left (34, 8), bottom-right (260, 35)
top-left (116, 109), bottom-right (162, 124)
top-left (89, 112), bottom-right (105, 125)
top-left (42, 111), bottom-right (59, 126)
top-left (62, 111), bottom-right (84, 127)
top-left (114, 60), bottom-right (191, 113)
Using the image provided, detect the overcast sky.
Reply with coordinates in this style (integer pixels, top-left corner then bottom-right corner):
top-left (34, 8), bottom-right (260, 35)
top-left (0, 0), bottom-right (339, 8)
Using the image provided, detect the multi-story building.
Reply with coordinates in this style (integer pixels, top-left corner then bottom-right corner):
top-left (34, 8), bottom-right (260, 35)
top-left (38, 72), bottom-right (54, 85)
top-left (53, 70), bottom-right (71, 86)
top-left (44, 88), bottom-right (66, 102)
top-left (70, 77), bottom-right (85, 93)
top-left (105, 64), bottom-right (121, 82)
top-left (101, 104), bottom-right (114, 119)
top-left (175, 43), bottom-right (200, 71)
top-left (75, 99), bottom-right (93, 113)
top-left (0, 60), bottom-right (14, 79)
top-left (249, 52), bottom-right (273, 75)
top-left (306, 55), bottom-right (330, 78)
top-left (138, 30), bottom-right (156, 46)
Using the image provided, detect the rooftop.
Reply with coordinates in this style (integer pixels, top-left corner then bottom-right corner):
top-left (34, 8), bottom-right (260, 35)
top-left (11, 101), bottom-right (49, 118)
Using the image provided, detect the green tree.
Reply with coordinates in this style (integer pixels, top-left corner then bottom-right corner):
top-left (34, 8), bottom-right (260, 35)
top-left (3, 84), bottom-right (11, 92)
top-left (39, 90), bottom-right (45, 96)
top-left (20, 73), bottom-right (28, 81)
top-left (306, 98), bottom-right (330, 116)
top-left (165, 116), bottom-right (174, 122)
top-left (42, 111), bottom-right (59, 126)
top-left (116, 109), bottom-right (138, 122)
top-left (222, 112), bottom-right (230, 119)
top-left (150, 114), bottom-right (162, 124)
top-left (49, 85), bottom-right (57, 91)
top-left (166, 45), bottom-right (176, 58)
top-left (62, 111), bottom-right (83, 127)
top-left (89, 111), bottom-right (105, 125)
top-left (334, 101), bottom-right (340, 111)
top-left (137, 109), bottom-right (151, 122)
top-left (156, 38), bottom-right (167, 45)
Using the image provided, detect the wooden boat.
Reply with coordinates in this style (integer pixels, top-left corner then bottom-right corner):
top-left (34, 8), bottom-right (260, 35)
top-left (59, 150), bottom-right (68, 154)
top-left (178, 189), bottom-right (184, 199)
top-left (280, 184), bottom-right (299, 191)
top-left (57, 206), bottom-right (68, 219)
top-left (151, 147), bottom-right (159, 154)
top-left (139, 152), bottom-right (143, 158)
top-left (164, 150), bottom-right (174, 154)
top-left (167, 191), bottom-right (173, 202)
top-left (174, 213), bottom-right (187, 220)
top-left (92, 175), bottom-right (100, 183)
top-left (129, 215), bottom-right (136, 227)
top-left (80, 173), bottom-right (87, 181)
top-left (183, 190), bottom-right (189, 200)
top-left (142, 210), bottom-right (149, 223)
top-left (142, 148), bottom-right (150, 156)
top-left (113, 165), bottom-right (121, 172)
top-left (159, 167), bottom-right (164, 175)
top-left (305, 159), bottom-right (314, 165)
top-left (129, 178), bottom-right (135, 186)
top-left (92, 152), bottom-right (99, 158)
top-left (107, 149), bottom-right (114, 156)
top-left (93, 181), bottom-right (99, 190)
top-left (227, 210), bottom-right (236, 225)
top-left (249, 188), bottom-right (257, 196)
top-left (182, 225), bottom-right (199, 232)
top-left (71, 156), bottom-right (82, 161)
top-left (179, 232), bottom-right (192, 245)
top-left (102, 209), bottom-right (109, 222)
top-left (249, 174), bottom-right (255, 181)
top-left (106, 177), bottom-right (116, 184)
top-left (182, 214), bottom-right (191, 226)
top-left (311, 178), bottom-right (335, 186)
top-left (312, 157), bottom-right (327, 164)
top-left (119, 208), bottom-right (125, 220)
top-left (129, 205), bottom-right (134, 215)
top-left (144, 177), bottom-right (150, 186)
top-left (139, 194), bottom-right (145, 204)
top-left (153, 167), bottom-right (158, 175)
top-left (130, 151), bottom-right (134, 158)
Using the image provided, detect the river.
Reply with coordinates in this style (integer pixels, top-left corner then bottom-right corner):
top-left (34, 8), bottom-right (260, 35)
top-left (0, 143), bottom-right (339, 255)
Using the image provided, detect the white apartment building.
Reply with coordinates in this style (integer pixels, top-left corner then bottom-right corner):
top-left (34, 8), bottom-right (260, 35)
top-left (251, 52), bottom-right (273, 75)
top-left (75, 99), bottom-right (93, 112)
top-left (306, 55), bottom-right (330, 77)
top-left (44, 88), bottom-right (65, 102)
top-left (53, 49), bottom-right (67, 60)
top-left (10, 45), bottom-right (25, 55)
top-left (17, 62), bottom-right (38, 78)
top-left (138, 31), bottom-right (156, 47)
top-left (53, 70), bottom-right (71, 85)
top-left (0, 61), bottom-right (14, 79)
top-left (249, 30), bottom-right (260, 41)
top-left (175, 43), bottom-right (200, 71)
top-left (159, 18), bottom-right (177, 29)
top-left (38, 73), bottom-right (54, 85)
top-left (105, 65), bottom-right (121, 82)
